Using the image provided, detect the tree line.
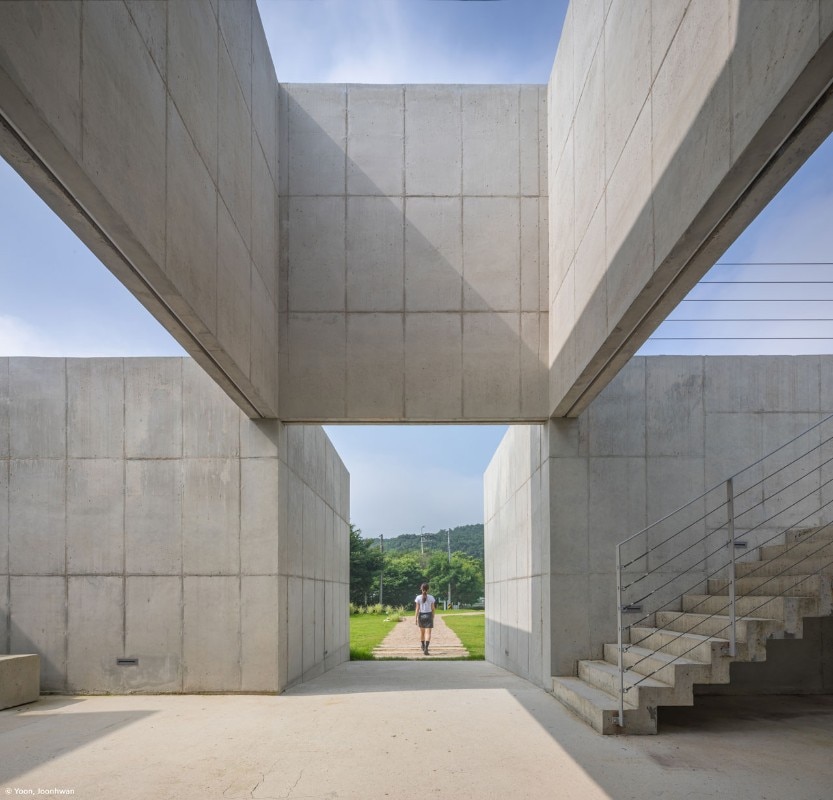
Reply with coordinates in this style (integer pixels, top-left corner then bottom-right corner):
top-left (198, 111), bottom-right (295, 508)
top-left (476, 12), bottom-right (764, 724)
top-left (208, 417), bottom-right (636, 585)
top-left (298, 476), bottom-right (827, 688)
top-left (350, 524), bottom-right (485, 607)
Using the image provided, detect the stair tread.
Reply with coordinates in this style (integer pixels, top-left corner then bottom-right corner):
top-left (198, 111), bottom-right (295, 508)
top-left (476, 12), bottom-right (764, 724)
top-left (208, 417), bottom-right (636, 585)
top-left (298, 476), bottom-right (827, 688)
top-left (552, 676), bottom-right (639, 711)
top-left (619, 644), bottom-right (708, 667)
top-left (632, 625), bottom-right (729, 645)
top-left (684, 593), bottom-right (814, 601)
top-left (583, 659), bottom-right (671, 690)
top-left (710, 574), bottom-right (828, 593)
top-left (657, 611), bottom-right (776, 623)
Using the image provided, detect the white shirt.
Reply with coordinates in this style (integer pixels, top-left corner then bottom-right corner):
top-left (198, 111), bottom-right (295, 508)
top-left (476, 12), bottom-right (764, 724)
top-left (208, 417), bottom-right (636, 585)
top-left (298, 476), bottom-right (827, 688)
top-left (415, 594), bottom-right (436, 612)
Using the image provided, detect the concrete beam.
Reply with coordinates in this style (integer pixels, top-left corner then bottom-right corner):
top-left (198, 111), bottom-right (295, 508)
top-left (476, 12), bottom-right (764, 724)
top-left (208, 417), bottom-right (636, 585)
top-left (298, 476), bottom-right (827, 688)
top-left (0, 1), bottom-right (279, 418)
top-left (549, 0), bottom-right (833, 418)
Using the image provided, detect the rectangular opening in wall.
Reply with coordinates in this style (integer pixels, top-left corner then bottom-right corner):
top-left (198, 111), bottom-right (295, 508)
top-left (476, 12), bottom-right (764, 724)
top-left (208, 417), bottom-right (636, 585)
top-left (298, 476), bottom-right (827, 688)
top-left (326, 424), bottom-right (509, 664)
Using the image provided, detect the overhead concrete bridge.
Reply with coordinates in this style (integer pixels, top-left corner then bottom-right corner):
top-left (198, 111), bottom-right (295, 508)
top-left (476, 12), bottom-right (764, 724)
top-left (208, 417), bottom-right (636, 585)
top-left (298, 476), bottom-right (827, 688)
top-left (1, 0), bottom-right (833, 735)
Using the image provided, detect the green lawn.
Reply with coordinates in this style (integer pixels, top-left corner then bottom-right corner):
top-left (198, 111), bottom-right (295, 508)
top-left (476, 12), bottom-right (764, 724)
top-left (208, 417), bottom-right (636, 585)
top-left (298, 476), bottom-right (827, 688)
top-left (349, 614), bottom-right (402, 660)
top-left (350, 609), bottom-right (485, 661)
top-left (441, 612), bottom-right (485, 660)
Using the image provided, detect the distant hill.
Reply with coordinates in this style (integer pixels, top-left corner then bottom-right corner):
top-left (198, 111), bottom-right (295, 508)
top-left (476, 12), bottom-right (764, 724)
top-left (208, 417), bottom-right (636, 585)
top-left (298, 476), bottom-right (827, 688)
top-left (378, 524), bottom-right (484, 561)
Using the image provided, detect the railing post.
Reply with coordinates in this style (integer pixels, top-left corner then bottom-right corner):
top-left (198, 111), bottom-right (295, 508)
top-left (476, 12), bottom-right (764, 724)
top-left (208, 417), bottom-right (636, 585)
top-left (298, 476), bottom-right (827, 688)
top-left (616, 544), bottom-right (625, 727)
top-left (726, 478), bottom-right (737, 657)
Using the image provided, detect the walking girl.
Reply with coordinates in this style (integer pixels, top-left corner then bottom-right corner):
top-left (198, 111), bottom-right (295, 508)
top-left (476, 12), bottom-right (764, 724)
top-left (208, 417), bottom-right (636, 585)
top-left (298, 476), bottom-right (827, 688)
top-left (414, 583), bottom-right (436, 655)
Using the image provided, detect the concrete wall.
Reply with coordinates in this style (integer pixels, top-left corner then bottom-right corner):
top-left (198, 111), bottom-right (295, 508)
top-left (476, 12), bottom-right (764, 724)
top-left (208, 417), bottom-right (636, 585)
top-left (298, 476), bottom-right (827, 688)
top-left (484, 425), bottom-right (550, 686)
top-left (548, 0), bottom-right (833, 418)
top-left (0, 1), bottom-right (280, 418)
top-left (0, 357), bottom-right (349, 693)
top-left (279, 84), bottom-right (549, 422)
top-left (282, 424), bottom-right (351, 687)
top-left (548, 354), bottom-right (833, 676)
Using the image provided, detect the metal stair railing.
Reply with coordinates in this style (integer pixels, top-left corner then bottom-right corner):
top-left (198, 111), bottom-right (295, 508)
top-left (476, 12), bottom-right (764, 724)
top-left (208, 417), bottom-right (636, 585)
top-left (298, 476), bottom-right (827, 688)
top-left (615, 413), bottom-right (833, 727)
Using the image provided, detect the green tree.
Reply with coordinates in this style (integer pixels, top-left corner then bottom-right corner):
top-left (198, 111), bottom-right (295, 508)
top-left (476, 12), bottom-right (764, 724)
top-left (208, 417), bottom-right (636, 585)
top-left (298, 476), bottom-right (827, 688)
top-left (379, 551), bottom-right (428, 606)
top-left (349, 525), bottom-right (384, 605)
top-left (428, 551), bottom-right (484, 605)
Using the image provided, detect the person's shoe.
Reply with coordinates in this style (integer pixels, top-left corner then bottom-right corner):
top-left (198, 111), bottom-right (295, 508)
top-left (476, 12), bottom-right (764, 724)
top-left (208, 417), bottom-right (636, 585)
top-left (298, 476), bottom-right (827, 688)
top-left (424, 644), bottom-right (430, 656)
top-left (421, 641), bottom-right (426, 653)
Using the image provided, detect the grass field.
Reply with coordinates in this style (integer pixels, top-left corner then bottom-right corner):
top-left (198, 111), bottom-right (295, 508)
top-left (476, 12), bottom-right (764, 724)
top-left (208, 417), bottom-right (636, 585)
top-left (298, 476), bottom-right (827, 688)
top-left (350, 609), bottom-right (485, 660)
top-left (349, 613), bottom-right (403, 660)
top-left (438, 612), bottom-right (485, 660)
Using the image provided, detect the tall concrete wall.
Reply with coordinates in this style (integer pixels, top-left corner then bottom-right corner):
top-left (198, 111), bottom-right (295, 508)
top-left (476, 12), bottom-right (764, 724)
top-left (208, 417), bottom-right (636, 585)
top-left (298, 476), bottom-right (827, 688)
top-left (549, 0), bottom-right (833, 418)
top-left (548, 354), bottom-right (833, 676)
top-left (0, 357), bottom-right (348, 693)
top-left (279, 84), bottom-right (549, 422)
top-left (0, 1), bottom-right (280, 418)
top-left (484, 425), bottom-right (550, 686)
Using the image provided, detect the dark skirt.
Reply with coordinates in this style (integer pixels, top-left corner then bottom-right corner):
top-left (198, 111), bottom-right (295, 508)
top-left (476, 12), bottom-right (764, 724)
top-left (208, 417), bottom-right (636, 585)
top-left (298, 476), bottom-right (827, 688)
top-left (418, 612), bottom-right (434, 629)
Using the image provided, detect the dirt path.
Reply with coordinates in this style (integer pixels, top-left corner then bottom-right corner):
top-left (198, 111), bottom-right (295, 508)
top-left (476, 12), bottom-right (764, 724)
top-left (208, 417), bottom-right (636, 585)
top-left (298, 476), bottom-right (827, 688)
top-left (372, 614), bottom-right (468, 659)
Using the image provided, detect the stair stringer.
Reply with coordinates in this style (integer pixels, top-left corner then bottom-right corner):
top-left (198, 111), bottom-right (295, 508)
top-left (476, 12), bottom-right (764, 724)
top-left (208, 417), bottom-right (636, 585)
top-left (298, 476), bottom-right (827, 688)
top-left (550, 530), bottom-right (833, 734)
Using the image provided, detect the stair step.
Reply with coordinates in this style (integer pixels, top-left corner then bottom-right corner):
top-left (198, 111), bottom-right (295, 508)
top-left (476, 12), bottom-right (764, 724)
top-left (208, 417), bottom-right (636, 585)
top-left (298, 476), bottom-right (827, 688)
top-left (760, 539), bottom-right (833, 560)
top-left (709, 573), bottom-right (832, 606)
top-left (551, 676), bottom-right (657, 735)
top-left (786, 527), bottom-right (833, 545)
top-left (654, 611), bottom-right (780, 660)
top-left (735, 556), bottom-right (833, 578)
top-left (682, 594), bottom-right (819, 633)
top-left (629, 625), bottom-right (732, 663)
top-left (656, 610), bottom-right (778, 640)
top-left (603, 643), bottom-right (710, 688)
top-left (579, 659), bottom-right (684, 707)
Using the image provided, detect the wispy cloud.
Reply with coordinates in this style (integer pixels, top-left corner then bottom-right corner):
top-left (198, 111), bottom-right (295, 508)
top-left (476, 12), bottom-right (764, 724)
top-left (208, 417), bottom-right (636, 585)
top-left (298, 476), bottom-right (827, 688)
top-left (341, 452), bottom-right (484, 538)
top-left (0, 313), bottom-right (186, 358)
top-left (258, 0), bottom-right (554, 84)
top-left (0, 314), bottom-right (67, 356)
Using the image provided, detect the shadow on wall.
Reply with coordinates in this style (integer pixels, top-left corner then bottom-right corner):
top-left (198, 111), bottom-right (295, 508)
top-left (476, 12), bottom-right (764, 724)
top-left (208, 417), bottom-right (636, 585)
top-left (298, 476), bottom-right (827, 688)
top-left (486, 619), bottom-right (545, 687)
top-left (279, 86), bottom-right (549, 422)
top-left (550, 0), bottom-right (833, 417)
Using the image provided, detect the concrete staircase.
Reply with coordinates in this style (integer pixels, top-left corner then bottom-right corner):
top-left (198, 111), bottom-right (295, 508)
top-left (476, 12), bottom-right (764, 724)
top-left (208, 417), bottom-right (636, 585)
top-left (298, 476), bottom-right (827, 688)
top-left (551, 527), bottom-right (833, 734)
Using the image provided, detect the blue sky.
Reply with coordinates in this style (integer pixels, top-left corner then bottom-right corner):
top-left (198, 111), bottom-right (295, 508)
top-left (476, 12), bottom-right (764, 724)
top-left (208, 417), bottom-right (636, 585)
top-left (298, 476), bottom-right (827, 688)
top-left (1, 0), bottom-right (831, 537)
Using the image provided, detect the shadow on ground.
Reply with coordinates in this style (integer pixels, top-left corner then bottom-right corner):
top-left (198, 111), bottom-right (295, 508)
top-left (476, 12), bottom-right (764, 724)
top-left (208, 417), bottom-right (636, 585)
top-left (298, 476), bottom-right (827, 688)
top-left (0, 698), bottom-right (156, 785)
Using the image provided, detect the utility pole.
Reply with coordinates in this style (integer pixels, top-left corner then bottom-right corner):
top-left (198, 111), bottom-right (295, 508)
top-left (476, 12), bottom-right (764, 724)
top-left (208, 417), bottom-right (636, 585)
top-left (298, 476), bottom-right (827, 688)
top-left (420, 525), bottom-right (425, 556)
top-left (379, 534), bottom-right (384, 605)
top-left (447, 529), bottom-right (452, 610)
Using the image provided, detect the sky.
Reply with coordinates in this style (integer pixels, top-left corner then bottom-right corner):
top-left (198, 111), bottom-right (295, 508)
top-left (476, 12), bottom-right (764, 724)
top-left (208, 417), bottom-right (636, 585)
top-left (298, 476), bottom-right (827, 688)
top-left (1, 0), bottom-right (831, 538)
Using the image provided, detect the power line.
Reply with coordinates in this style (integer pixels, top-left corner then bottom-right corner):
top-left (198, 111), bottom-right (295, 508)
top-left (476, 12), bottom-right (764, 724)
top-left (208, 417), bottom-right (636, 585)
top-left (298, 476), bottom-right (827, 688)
top-left (680, 299), bottom-right (833, 302)
top-left (646, 261), bottom-right (833, 345)
top-left (651, 337), bottom-right (833, 341)
top-left (713, 262), bottom-right (833, 266)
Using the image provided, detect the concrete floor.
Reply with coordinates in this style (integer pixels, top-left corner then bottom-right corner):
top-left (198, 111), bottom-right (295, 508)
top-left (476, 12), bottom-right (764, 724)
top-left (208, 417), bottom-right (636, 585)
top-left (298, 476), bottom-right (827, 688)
top-left (0, 662), bottom-right (831, 800)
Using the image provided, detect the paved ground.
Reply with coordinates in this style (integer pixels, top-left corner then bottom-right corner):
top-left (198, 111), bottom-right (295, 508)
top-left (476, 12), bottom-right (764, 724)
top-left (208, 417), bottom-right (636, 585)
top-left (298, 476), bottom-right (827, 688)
top-left (1, 662), bottom-right (831, 799)
top-left (372, 613), bottom-right (468, 658)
